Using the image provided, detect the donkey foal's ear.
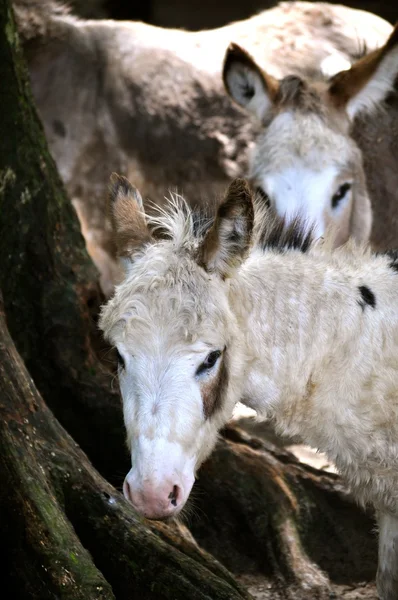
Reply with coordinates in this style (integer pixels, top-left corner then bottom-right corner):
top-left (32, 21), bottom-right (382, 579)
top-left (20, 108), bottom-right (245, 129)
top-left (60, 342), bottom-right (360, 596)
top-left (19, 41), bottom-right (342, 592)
top-left (108, 173), bottom-right (151, 259)
top-left (198, 178), bottom-right (254, 278)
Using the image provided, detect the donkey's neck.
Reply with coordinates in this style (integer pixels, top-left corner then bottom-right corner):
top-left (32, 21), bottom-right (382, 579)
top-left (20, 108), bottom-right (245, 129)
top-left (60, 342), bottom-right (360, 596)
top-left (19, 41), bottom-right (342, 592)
top-left (230, 248), bottom-right (377, 443)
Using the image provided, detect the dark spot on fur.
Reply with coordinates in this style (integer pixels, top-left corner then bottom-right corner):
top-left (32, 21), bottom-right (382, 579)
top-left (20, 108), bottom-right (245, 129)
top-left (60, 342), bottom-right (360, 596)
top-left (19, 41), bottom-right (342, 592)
top-left (358, 285), bottom-right (376, 311)
top-left (202, 350), bottom-right (229, 420)
top-left (53, 119), bottom-right (66, 137)
top-left (259, 215), bottom-right (313, 254)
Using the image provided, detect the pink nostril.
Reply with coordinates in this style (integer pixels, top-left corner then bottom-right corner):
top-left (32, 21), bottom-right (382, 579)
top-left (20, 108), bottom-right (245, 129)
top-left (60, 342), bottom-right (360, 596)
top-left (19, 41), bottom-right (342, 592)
top-left (123, 478), bottom-right (184, 517)
top-left (168, 485), bottom-right (181, 508)
top-left (123, 479), bottom-right (132, 502)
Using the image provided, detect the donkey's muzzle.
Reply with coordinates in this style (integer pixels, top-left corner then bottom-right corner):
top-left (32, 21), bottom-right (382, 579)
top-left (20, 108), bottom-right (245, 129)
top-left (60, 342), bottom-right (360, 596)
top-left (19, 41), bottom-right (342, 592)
top-left (123, 477), bottom-right (185, 520)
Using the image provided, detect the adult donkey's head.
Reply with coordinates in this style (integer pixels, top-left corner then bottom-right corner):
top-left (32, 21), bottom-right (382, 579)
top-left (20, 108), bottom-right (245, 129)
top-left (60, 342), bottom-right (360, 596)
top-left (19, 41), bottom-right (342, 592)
top-left (100, 175), bottom-right (253, 519)
top-left (223, 24), bottom-right (398, 246)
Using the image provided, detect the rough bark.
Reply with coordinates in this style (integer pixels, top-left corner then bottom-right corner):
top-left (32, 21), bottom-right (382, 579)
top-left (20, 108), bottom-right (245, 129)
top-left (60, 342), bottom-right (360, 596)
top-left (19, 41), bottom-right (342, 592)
top-left (0, 0), bottom-right (128, 481)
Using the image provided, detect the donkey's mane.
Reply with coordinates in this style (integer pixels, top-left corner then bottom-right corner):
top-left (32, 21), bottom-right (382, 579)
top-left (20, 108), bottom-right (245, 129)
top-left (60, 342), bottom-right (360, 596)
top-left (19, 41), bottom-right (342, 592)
top-left (148, 193), bottom-right (315, 256)
top-left (256, 212), bottom-right (314, 254)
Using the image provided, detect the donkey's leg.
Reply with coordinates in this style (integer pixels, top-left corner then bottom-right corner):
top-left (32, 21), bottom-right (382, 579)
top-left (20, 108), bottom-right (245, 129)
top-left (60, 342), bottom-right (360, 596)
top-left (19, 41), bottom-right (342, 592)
top-left (377, 511), bottom-right (398, 600)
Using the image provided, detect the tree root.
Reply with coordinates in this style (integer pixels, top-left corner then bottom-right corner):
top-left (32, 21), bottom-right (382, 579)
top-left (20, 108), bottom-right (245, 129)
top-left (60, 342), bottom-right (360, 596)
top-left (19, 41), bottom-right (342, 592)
top-left (0, 293), bottom-right (252, 600)
top-left (188, 426), bottom-right (377, 598)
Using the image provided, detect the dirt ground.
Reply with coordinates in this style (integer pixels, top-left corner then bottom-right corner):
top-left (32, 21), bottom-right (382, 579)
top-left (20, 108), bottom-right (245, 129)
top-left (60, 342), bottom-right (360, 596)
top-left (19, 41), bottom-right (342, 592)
top-left (237, 573), bottom-right (378, 600)
top-left (231, 406), bottom-right (378, 600)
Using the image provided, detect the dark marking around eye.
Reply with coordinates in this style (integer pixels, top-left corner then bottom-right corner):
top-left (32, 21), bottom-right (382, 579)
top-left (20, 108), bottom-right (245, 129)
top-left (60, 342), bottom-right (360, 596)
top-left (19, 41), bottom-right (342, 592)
top-left (116, 349), bottom-right (125, 369)
top-left (358, 285), bottom-right (376, 311)
top-left (202, 351), bottom-right (229, 420)
top-left (332, 183), bottom-right (351, 209)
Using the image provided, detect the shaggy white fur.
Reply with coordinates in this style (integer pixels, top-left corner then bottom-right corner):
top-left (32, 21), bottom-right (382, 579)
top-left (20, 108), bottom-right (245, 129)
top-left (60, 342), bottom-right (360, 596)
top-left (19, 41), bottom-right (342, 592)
top-left (100, 176), bottom-right (398, 599)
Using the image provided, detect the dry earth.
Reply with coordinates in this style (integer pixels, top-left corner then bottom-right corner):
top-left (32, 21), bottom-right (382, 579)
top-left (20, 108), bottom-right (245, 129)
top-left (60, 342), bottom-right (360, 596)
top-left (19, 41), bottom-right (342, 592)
top-left (231, 405), bottom-right (377, 600)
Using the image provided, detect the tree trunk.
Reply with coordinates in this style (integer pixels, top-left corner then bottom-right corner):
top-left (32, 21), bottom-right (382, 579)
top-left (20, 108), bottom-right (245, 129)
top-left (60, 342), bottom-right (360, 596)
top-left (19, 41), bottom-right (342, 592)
top-left (0, 0), bottom-right (127, 481)
top-left (0, 1), bottom-right (379, 598)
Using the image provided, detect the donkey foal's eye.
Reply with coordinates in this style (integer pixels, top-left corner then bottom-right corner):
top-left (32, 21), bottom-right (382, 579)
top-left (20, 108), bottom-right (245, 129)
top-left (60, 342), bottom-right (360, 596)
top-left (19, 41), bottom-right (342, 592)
top-left (331, 182), bottom-right (351, 209)
top-left (196, 350), bottom-right (222, 376)
top-left (116, 349), bottom-right (125, 370)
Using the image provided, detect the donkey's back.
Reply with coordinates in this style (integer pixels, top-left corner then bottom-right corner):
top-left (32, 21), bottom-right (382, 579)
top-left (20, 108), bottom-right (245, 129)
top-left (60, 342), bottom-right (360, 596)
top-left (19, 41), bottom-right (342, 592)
top-left (14, 0), bottom-right (393, 295)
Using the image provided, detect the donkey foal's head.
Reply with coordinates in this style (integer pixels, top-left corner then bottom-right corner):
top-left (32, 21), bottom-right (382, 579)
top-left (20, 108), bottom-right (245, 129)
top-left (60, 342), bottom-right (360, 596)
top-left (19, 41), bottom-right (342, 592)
top-left (100, 175), bottom-right (254, 519)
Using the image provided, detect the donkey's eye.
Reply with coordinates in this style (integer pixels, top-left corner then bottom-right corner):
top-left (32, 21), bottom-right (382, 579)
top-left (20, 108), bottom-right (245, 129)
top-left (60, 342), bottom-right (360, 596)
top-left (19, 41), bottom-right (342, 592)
top-left (332, 183), bottom-right (351, 209)
top-left (116, 349), bottom-right (125, 370)
top-left (255, 187), bottom-right (271, 208)
top-left (196, 350), bottom-right (221, 376)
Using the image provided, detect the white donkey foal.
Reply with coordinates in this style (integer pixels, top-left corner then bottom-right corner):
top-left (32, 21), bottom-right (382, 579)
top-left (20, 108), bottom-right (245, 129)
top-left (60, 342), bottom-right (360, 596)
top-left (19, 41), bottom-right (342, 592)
top-left (100, 175), bottom-right (398, 600)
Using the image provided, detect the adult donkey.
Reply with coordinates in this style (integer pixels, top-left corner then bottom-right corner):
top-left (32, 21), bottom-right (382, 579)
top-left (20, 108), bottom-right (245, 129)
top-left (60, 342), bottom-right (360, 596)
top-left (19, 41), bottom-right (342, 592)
top-left (14, 0), bottom-right (392, 294)
top-left (223, 22), bottom-right (398, 251)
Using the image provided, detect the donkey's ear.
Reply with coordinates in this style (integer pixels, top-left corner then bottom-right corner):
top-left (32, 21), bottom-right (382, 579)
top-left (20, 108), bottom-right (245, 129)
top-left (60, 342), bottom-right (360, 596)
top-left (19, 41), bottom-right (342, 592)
top-left (198, 178), bottom-right (254, 278)
top-left (108, 173), bottom-right (152, 260)
top-left (328, 23), bottom-right (398, 119)
top-left (223, 43), bottom-right (279, 121)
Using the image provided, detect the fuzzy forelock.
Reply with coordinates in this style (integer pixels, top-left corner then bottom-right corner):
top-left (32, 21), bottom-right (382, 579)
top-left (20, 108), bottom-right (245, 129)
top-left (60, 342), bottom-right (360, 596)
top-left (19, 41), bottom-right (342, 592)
top-left (99, 194), bottom-right (218, 341)
top-left (147, 193), bottom-right (212, 250)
